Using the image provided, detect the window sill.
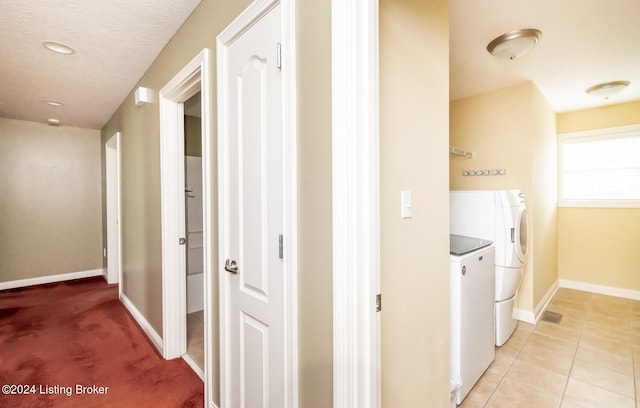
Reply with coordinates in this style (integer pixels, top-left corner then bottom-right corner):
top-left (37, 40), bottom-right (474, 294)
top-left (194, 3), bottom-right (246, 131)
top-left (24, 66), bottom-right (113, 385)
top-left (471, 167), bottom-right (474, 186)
top-left (559, 199), bottom-right (640, 209)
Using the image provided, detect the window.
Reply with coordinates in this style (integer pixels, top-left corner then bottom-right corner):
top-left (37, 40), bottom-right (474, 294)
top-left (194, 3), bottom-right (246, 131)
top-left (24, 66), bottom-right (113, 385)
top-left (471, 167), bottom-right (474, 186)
top-left (558, 124), bottom-right (640, 208)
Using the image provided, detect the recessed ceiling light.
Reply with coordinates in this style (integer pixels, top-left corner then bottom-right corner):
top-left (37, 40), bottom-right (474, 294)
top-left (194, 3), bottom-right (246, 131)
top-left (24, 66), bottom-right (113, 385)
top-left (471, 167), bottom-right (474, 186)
top-left (42, 41), bottom-right (75, 55)
top-left (487, 28), bottom-right (542, 60)
top-left (47, 118), bottom-right (61, 126)
top-left (585, 81), bottom-right (631, 99)
top-left (44, 99), bottom-right (64, 107)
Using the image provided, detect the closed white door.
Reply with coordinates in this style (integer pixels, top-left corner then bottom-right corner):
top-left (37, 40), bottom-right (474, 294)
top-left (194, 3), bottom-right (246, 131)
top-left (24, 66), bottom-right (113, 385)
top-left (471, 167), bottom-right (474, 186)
top-left (219, 4), bottom-right (284, 407)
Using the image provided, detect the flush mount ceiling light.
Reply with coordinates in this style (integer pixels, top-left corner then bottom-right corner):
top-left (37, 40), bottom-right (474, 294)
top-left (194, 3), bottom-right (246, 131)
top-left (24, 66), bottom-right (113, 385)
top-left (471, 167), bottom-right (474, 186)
top-left (44, 99), bottom-right (64, 107)
top-left (42, 41), bottom-right (75, 55)
top-left (487, 28), bottom-right (542, 60)
top-left (585, 81), bottom-right (631, 99)
top-left (47, 118), bottom-right (61, 126)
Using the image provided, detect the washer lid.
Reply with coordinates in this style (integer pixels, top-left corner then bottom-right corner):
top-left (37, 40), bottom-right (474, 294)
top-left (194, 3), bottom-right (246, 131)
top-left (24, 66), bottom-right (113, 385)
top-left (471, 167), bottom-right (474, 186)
top-left (450, 234), bottom-right (493, 256)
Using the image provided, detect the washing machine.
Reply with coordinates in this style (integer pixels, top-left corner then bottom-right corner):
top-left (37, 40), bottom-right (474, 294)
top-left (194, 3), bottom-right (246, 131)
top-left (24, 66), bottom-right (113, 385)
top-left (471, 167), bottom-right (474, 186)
top-left (449, 190), bottom-right (529, 346)
top-left (450, 234), bottom-right (495, 404)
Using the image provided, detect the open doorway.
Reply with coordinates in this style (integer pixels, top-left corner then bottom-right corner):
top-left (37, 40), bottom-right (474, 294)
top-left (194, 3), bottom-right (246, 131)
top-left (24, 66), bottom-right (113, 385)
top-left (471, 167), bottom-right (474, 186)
top-left (105, 131), bottom-right (122, 287)
top-left (159, 49), bottom-right (214, 405)
top-left (184, 92), bottom-right (205, 372)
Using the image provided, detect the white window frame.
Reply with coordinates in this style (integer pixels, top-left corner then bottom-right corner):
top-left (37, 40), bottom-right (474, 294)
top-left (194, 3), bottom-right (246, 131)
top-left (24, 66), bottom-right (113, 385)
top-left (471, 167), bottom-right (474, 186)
top-left (558, 124), bottom-right (640, 208)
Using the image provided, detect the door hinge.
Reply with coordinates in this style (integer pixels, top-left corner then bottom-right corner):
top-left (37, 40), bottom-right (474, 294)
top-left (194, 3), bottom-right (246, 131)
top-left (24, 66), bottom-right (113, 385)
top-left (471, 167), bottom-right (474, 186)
top-left (278, 234), bottom-right (283, 259)
top-left (376, 293), bottom-right (382, 312)
top-left (276, 43), bottom-right (282, 70)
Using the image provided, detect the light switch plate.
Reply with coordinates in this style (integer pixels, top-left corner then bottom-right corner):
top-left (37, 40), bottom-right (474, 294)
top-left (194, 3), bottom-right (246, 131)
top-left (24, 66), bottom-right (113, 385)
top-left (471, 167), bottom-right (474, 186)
top-left (401, 190), bottom-right (412, 218)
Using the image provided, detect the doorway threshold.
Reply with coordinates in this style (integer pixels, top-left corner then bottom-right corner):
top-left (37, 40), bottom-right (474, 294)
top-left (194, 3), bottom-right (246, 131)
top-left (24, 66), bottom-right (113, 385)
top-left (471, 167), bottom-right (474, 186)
top-left (182, 353), bottom-right (204, 381)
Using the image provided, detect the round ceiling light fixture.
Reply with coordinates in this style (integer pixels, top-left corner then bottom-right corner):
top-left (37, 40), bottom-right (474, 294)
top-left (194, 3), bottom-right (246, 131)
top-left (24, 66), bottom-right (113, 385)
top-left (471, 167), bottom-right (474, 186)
top-left (42, 41), bottom-right (75, 55)
top-left (44, 99), bottom-right (64, 107)
top-left (585, 81), bottom-right (631, 99)
top-left (487, 28), bottom-right (542, 60)
top-left (47, 118), bottom-right (61, 126)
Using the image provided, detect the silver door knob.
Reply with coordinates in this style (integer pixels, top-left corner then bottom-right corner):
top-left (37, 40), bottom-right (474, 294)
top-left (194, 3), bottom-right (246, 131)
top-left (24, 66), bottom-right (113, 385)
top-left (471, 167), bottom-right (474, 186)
top-left (225, 259), bottom-right (239, 274)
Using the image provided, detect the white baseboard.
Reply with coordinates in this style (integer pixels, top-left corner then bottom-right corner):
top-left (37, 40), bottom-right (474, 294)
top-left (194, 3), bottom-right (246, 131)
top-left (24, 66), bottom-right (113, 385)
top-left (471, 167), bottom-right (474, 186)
top-left (0, 269), bottom-right (104, 291)
top-left (514, 280), bottom-right (560, 325)
top-left (503, 278), bottom-right (640, 325)
top-left (119, 292), bottom-right (164, 355)
top-left (513, 308), bottom-right (536, 324)
top-left (182, 354), bottom-right (205, 381)
top-left (559, 279), bottom-right (640, 301)
top-left (533, 280), bottom-right (559, 322)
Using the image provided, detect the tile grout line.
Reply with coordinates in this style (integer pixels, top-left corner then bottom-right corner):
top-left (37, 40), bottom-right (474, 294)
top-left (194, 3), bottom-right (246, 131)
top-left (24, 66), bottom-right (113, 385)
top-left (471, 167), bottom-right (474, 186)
top-left (543, 292), bottom-right (587, 407)
top-left (571, 298), bottom-right (638, 405)
top-left (480, 325), bottom-right (534, 408)
top-left (545, 291), bottom-right (592, 407)
top-left (558, 315), bottom-right (584, 407)
top-left (471, 290), bottom-right (639, 408)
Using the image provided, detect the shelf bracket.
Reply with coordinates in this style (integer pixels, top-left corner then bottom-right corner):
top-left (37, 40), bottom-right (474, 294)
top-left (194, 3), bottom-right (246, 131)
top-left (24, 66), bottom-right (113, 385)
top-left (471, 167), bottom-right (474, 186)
top-left (449, 145), bottom-right (475, 158)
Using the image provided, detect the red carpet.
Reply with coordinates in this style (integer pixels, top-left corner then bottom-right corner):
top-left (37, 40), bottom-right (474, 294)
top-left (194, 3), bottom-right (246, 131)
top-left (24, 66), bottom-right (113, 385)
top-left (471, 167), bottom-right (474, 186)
top-left (0, 277), bottom-right (203, 407)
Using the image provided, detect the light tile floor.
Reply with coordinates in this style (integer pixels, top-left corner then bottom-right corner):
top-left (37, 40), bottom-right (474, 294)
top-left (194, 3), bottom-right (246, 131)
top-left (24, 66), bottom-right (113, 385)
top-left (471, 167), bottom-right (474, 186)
top-left (187, 310), bottom-right (205, 370)
top-left (461, 288), bottom-right (640, 408)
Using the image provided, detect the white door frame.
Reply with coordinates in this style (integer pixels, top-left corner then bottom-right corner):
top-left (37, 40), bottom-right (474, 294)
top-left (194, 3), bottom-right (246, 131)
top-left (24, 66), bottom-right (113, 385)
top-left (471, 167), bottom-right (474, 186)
top-left (159, 49), bottom-right (214, 405)
top-left (331, 0), bottom-right (381, 406)
top-left (216, 0), bottom-right (298, 406)
top-left (105, 131), bottom-right (122, 287)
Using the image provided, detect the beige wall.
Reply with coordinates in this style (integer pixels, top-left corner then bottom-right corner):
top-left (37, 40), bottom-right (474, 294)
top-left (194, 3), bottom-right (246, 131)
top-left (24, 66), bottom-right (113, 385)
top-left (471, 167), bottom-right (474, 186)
top-left (0, 118), bottom-right (102, 282)
top-left (449, 82), bottom-right (558, 315)
top-left (557, 101), bottom-right (640, 291)
top-left (531, 85), bottom-right (558, 308)
top-left (380, 0), bottom-right (451, 405)
top-left (100, 0), bottom-right (334, 405)
top-left (557, 100), bottom-right (640, 132)
top-left (450, 84), bottom-right (533, 191)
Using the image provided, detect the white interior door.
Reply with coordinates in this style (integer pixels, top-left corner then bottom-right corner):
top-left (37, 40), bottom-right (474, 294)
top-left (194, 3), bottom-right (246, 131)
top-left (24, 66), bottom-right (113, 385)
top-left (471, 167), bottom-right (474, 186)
top-left (105, 132), bottom-right (121, 285)
top-left (219, 4), bottom-right (284, 407)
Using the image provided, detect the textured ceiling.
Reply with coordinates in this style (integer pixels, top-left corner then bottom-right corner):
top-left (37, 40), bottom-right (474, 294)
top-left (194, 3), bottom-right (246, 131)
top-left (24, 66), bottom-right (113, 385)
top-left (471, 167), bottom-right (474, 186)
top-left (0, 0), bottom-right (200, 129)
top-left (1, 1), bottom-right (638, 131)
top-left (450, 0), bottom-right (640, 112)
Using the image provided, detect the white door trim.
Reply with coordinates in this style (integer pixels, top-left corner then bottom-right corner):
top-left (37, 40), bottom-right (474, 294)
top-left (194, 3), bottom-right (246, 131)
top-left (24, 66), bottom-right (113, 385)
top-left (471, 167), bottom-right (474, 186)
top-left (216, 0), bottom-right (298, 406)
top-left (281, 0), bottom-right (298, 405)
top-left (105, 131), bottom-right (122, 288)
top-left (331, 0), bottom-right (381, 406)
top-left (159, 49), bottom-right (214, 406)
